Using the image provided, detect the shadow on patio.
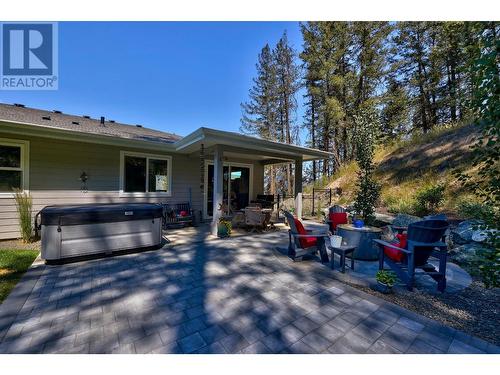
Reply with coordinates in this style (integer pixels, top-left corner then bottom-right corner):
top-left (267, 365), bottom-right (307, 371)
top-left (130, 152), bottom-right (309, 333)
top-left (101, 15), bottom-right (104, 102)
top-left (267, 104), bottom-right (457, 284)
top-left (0, 220), bottom-right (494, 354)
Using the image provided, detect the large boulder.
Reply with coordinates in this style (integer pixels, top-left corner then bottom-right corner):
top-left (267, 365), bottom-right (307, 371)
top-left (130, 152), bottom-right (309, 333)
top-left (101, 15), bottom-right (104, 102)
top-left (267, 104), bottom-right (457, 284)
top-left (452, 220), bottom-right (484, 245)
top-left (449, 242), bottom-right (487, 264)
top-left (392, 213), bottom-right (421, 227)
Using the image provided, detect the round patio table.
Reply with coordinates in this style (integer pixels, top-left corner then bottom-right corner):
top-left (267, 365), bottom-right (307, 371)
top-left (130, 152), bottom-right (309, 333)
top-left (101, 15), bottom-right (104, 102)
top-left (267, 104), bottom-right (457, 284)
top-left (336, 224), bottom-right (383, 260)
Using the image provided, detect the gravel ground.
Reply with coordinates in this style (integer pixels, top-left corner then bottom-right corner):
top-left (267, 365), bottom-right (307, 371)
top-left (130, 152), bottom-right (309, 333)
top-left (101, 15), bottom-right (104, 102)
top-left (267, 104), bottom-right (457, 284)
top-left (0, 239), bottom-right (41, 251)
top-left (353, 279), bottom-right (500, 345)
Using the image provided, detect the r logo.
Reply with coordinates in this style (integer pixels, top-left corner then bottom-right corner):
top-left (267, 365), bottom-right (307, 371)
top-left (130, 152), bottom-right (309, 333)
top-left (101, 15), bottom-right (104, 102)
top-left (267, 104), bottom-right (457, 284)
top-left (1, 22), bottom-right (58, 90)
top-left (2, 23), bottom-right (53, 75)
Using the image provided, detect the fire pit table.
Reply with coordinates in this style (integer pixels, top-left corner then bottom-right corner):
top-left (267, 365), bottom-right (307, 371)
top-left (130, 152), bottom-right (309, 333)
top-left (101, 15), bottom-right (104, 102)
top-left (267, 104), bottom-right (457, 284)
top-left (336, 223), bottom-right (383, 260)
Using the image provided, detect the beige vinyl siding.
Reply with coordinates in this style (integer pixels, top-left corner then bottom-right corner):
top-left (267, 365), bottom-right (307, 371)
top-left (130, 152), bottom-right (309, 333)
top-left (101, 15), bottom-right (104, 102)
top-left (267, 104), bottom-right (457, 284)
top-left (0, 132), bottom-right (265, 240)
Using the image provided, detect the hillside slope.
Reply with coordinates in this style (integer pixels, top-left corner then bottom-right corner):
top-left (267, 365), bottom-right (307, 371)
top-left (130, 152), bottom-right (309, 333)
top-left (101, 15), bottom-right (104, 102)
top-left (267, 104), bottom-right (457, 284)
top-left (315, 123), bottom-right (481, 217)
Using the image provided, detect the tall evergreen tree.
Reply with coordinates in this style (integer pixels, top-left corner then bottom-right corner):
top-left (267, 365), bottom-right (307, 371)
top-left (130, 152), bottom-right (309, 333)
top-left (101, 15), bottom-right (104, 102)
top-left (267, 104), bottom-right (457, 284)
top-left (352, 22), bottom-right (392, 110)
top-left (274, 32), bottom-right (301, 195)
top-left (240, 44), bottom-right (279, 193)
top-left (241, 32), bottom-right (300, 195)
top-left (301, 22), bottom-right (324, 182)
top-left (240, 44), bottom-right (278, 139)
top-left (380, 77), bottom-right (410, 138)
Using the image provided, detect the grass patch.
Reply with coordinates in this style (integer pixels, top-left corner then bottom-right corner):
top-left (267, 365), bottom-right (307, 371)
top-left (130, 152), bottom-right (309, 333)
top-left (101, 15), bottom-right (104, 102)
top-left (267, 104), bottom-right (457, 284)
top-left (0, 249), bottom-right (39, 304)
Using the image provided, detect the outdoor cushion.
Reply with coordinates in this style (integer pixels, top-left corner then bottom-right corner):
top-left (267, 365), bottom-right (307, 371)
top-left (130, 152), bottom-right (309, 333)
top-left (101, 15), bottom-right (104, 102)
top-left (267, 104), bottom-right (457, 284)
top-left (294, 218), bottom-right (317, 248)
top-left (329, 212), bottom-right (348, 231)
top-left (384, 233), bottom-right (407, 262)
top-left (179, 210), bottom-right (188, 217)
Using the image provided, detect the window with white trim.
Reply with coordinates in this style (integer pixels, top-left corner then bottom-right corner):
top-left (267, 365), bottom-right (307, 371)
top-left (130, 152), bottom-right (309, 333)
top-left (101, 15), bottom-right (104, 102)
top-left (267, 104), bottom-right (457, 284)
top-left (0, 139), bottom-right (28, 193)
top-left (121, 152), bottom-right (172, 195)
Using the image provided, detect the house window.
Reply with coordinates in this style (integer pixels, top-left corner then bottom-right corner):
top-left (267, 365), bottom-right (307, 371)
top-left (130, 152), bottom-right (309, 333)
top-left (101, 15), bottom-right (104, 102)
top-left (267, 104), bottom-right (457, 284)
top-left (121, 152), bottom-right (171, 195)
top-left (0, 139), bottom-right (29, 193)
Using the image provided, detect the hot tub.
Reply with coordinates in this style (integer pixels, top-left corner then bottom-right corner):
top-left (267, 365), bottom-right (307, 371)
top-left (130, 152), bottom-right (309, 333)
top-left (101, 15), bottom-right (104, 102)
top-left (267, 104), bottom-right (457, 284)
top-left (39, 203), bottom-right (163, 262)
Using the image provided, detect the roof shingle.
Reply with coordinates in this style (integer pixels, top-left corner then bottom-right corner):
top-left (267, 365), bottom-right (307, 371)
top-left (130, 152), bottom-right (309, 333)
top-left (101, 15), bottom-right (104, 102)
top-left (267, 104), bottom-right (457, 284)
top-left (0, 103), bottom-right (181, 144)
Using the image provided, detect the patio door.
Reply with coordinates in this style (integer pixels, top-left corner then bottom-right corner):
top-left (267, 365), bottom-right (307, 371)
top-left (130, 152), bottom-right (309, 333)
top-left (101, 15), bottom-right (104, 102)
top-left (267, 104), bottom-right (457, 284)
top-left (204, 162), bottom-right (252, 219)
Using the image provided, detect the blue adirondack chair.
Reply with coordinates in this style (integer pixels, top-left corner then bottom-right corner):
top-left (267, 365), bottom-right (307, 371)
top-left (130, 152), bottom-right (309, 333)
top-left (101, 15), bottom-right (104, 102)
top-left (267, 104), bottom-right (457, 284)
top-left (284, 210), bottom-right (330, 263)
top-left (373, 219), bottom-right (449, 292)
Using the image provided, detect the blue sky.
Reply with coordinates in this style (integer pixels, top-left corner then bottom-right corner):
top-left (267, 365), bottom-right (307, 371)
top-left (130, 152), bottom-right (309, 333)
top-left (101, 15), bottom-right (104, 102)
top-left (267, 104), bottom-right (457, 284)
top-left (0, 22), bottom-right (304, 138)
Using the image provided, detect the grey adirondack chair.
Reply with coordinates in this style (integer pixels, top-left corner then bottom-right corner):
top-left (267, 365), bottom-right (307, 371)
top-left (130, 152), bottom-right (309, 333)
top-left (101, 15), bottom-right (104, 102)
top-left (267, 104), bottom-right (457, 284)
top-left (373, 219), bottom-right (449, 292)
top-left (284, 211), bottom-right (329, 262)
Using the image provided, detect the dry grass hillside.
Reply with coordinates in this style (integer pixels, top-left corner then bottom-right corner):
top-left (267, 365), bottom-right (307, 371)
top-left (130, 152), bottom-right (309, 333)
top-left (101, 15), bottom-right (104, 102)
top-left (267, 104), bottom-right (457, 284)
top-left (309, 122), bottom-right (482, 217)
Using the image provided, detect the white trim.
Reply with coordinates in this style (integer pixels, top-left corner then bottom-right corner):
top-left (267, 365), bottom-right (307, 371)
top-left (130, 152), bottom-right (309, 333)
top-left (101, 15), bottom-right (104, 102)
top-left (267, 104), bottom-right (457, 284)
top-left (203, 160), bottom-right (253, 220)
top-left (119, 150), bottom-right (172, 197)
top-left (0, 138), bottom-right (29, 198)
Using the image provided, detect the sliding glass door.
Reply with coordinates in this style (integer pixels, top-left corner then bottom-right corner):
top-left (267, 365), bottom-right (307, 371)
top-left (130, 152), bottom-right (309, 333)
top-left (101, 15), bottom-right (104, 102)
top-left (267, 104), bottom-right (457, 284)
top-left (205, 163), bottom-right (252, 218)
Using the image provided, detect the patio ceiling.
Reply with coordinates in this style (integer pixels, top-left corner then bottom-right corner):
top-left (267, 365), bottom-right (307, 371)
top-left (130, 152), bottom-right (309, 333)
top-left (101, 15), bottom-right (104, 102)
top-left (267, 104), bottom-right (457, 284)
top-left (175, 127), bottom-right (333, 162)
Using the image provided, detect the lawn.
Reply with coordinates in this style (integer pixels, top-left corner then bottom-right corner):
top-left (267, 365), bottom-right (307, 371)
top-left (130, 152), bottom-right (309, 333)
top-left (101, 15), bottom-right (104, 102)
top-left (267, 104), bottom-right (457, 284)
top-left (0, 249), bottom-right (39, 304)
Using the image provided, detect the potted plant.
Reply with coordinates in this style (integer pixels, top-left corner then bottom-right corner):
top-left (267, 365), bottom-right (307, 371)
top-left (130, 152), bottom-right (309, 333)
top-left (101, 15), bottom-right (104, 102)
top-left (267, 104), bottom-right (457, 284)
top-left (217, 217), bottom-right (232, 238)
top-left (375, 270), bottom-right (397, 294)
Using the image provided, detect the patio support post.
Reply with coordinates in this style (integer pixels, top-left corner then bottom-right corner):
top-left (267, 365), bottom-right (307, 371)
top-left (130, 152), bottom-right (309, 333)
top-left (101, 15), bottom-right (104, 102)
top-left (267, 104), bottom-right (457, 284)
top-left (294, 157), bottom-right (303, 219)
top-left (212, 144), bottom-right (224, 236)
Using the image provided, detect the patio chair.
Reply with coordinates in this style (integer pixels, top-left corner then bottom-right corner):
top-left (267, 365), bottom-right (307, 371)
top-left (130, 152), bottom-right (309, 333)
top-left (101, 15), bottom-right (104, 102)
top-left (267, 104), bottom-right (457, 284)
top-left (284, 210), bottom-right (329, 262)
top-left (326, 205), bottom-right (348, 234)
top-left (245, 207), bottom-right (267, 232)
top-left (373, 219), bottom-right (449, 292)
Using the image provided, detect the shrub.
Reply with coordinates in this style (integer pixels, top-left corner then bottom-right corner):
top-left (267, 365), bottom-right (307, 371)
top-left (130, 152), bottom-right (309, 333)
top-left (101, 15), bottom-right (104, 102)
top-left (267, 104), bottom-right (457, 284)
top-left (352, 108), bottom-right (381, 224)
top-left (457, 201), bottom-right (496, 221)
top-left (13, 190), bottom-right (33, 243)
top-left (384, 195), bottom-right (415, 215)
top-left (455, 24), bottom-right (500, 288)
top-left (413, 184), bottom-right (445, 216)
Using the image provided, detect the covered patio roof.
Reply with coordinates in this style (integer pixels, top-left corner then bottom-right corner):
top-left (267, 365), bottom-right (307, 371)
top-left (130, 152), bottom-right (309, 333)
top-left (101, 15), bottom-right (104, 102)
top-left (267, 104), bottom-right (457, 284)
top-left (175, 127), bottom-right (333, 162)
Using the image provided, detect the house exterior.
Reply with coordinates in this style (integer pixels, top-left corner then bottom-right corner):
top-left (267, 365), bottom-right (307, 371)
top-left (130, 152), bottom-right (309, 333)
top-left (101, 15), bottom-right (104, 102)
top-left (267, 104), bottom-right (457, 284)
top-left (0, 103), bottom-right (331, 239)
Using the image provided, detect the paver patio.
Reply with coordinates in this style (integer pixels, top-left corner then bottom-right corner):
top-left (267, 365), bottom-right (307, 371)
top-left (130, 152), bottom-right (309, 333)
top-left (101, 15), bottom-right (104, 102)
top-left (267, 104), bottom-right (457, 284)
top-left (0, 228), bottom-right (498, 354)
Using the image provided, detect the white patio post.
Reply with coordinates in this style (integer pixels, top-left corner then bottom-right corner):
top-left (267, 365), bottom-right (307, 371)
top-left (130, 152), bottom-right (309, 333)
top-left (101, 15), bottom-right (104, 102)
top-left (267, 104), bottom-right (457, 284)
top-left (212, 145), bottom-right (224, 236)
top-left (294, 157), bottom-right (303, 219)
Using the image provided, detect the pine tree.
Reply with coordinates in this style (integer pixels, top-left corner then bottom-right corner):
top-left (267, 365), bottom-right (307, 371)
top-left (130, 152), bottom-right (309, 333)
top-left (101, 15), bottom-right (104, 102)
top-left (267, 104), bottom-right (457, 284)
top-left (393, 22), bottom-right (436, 133)
top-left (241, 33), bottom-right (300, 195)
top-left (240, 44), bottom-right (278, 139)
top-left (380, 77), bottom-right (410, 138)
top-left (301, 22), bottom-right (323, 182)
top-left (274, 31), bottom-right (301, 195)
top-left (240, 44), bottom-right (279, 194)
top-left (301, 22), bottom-right (355, 175)
top-left (352, 22), bottom-right (392, 111)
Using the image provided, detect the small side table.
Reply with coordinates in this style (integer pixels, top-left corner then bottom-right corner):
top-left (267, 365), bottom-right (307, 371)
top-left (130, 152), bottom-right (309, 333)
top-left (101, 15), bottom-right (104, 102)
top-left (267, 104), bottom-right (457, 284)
top-left (329, 245), bottom-right (355, 273)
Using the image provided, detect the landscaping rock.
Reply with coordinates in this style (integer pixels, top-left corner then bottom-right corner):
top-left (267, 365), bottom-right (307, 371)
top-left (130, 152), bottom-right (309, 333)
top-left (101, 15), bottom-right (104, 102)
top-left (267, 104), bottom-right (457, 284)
top-left (392, 214), bottom-right (421, 228)
top-left (471, 228), bottom-right (498, 243)
top-left (452, 220), bottom-right (484, 245)
top-left (449, 243), bottom-right (485, 264)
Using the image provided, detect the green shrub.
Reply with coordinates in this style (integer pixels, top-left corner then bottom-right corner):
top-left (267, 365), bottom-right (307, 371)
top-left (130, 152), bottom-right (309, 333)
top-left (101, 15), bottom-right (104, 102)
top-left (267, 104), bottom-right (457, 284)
top-left (457, 201), bottom-right (496, 221)
top-left (13, 190), bottom-right (33, 243)
top-left (413, 184), bottom-right (445, 216)
top-left (384, 195), bottom-right (415, 215)
top-left (352, 108), bottom-right (381, 224)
